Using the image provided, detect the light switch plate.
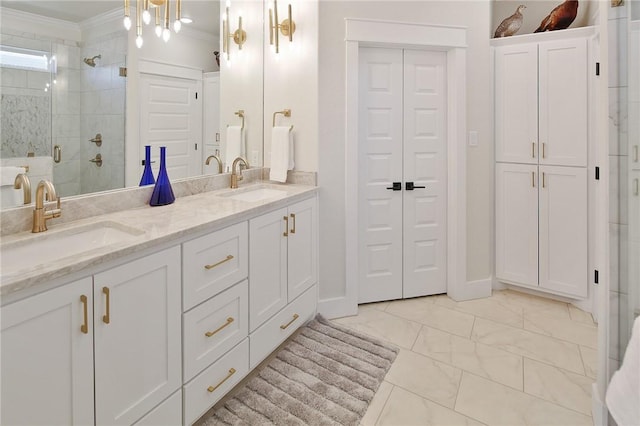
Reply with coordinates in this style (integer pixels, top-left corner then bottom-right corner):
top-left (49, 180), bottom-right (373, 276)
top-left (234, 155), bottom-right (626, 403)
top-left (468, 131), bottom-right (478, 147)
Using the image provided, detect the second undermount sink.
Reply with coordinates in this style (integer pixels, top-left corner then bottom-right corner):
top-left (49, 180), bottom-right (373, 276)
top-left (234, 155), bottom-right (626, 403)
top-left (220, 185), bottom-right (288, 202)
top-left (0, 221), bottom-right (144, 278)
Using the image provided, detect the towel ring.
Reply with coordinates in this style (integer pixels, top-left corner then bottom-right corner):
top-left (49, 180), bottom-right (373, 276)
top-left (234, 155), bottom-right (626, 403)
top-left (273, 109), bottom-right (291, 127)
top-left (235, 110), bottom-right (245, 130)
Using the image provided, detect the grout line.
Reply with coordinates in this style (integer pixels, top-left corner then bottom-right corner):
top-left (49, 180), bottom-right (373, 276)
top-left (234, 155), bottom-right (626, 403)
top-left (370, 383), bottom-right (395, 426)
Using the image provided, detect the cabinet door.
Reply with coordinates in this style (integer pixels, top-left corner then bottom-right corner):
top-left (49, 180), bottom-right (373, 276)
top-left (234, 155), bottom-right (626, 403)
top-left (495, 163), bottom-right (539, 286)
top-left (539, 38), bottom-right (588, 167)
top-left (287, 198), bottom-right (317, 302)
top-left (1, 278), bottom-right (94, 426)
top-left (494, 43), bottom-right (538, 164)
top-left (539, 166), bottom-right (588, 297)
top-left (249, 207), bottom-right (288, 331)
top-left (94, 247), bottom-right (182, 425)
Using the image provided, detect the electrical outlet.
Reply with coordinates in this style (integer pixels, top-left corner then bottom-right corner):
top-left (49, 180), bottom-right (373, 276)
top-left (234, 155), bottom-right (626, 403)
top-left (251, 150), bottom-right (259, 165)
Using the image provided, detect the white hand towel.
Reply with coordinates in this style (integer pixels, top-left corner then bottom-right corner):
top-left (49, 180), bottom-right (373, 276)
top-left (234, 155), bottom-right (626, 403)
top-left (1, 166), bottom-right (26, 185)
top-left (225, 126), bottom-right (243, 169)
top-left (606, 315), bottom-right (640, 426)
top-left (269, 126), bottom-right (293, 183)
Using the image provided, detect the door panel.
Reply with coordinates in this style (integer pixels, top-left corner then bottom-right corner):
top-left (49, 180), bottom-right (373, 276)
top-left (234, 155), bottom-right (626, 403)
top-left (495, 43), bottom-right (538, 164)
top-left (140, 73), bottom-right (202, 179)
top-left (403, 49), bottom-right (447, 298)
top-left (495, 163), bottom-right (539, 286)
top-left (539, 166), bottom-right (588, 297)
top-left (288, 198), bottom-right (318, 302)
top-left (358, 47), bottom-right (404, 303)
top-left (539, 39), bottom-right (588, 167)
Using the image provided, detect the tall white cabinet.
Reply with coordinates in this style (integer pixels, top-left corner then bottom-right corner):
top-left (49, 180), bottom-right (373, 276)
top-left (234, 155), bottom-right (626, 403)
top-left (494, 28), bottom-right (594, 299)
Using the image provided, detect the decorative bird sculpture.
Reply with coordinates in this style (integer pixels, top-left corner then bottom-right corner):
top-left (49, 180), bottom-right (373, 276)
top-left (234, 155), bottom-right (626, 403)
top-left (494, 5), bottom-right (526, 38)
top-left (534, 0), bottom-right (579, 33)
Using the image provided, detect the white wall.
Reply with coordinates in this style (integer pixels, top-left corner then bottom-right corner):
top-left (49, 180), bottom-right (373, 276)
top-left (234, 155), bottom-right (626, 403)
top-left (318, 0), bottom-right (494, 303)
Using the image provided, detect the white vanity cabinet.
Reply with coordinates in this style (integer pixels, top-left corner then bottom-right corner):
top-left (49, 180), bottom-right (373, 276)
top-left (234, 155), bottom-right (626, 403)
top-left (94, 246), bottom-right (182, 426)
top-left (0, 277), bottom-right (95, 426)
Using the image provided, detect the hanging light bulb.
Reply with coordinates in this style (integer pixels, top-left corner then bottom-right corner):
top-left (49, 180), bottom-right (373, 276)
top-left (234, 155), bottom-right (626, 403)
top-left (142, 0), bottom-right (151, 25)
top-left (136, 0), bottom-right (144, 48)
top-left (123, 0), bottom-right (132, 30)
top-left (173, 0), bottom-right (182, 33)
top-left (163, 0), bottom-right (171, 42)
top-left (155, 7), bottom-right (162, 37)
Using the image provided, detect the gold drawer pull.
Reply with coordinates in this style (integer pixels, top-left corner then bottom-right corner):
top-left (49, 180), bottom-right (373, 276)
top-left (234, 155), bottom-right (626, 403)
top-left (207, 368), bottom-right (237, 393)
top-left (532, 142), bottom-right (536, 158)
top-left (204, 255), bottom-right (234, 270)
top-left (283, 216), bottom-right (289, 237)
top-left (205, 317), bottom-right (234, 337)
top-left (542, 142), bottom-right (546, 159)
top-left (80, 295), bottom-right (89, 334)
top-left (290, 213), bottom-right (296, 234)
top-left (102, 287), bottom-right (110, 324)
top-left (280, 313), bottom-right (299, 330)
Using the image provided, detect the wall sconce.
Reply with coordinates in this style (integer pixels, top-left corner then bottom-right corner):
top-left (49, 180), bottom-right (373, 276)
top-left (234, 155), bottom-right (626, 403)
top-left (269, 0), bottom-right (296, 53)
top-left (222, 3), bottom-right (246, 62)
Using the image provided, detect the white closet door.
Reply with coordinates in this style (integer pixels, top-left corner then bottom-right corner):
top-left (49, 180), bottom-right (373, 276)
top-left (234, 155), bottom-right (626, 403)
top-left (358, 47), bottom-right (404, 303)
top-left (539, 38), bottom-right (588, 167)
top-left (495, 163), bottom-right (539, 287)
top-left (539, 165), bottom-right (587, 297)
top-left (140, 73), bottom-right (202, 179)
top-left (402, 49), bottom-right (448, 298)
top-left (494, 43), bottom-right (538, 164)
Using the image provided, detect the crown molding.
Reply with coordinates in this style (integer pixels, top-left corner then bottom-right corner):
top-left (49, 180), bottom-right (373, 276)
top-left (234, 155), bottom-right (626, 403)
top-left (79, 8), bottom-right (122, 32)
top-left (0, 7), bottom-right (82, 42)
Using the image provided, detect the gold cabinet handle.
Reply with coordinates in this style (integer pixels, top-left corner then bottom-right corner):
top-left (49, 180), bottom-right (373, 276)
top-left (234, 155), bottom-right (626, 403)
top-left (205, 317), bottom-right (234, 337)
top-left (204, 255), bottom-right (234, 270)
top-left (634, 178), bottom-right (639, 196)
top-left (283, 216), bottom-right (289, 237)
top-left (532, 171), bottom-right (535, 188)
top-left (542, 172), bottom-right (546, 188)
top-left (542, 143), bottom-right (546, 159)
top-left (290, 213), bottom-right (296, 234)
top-left (102, 287), bottom-right (110, 324)
top-left (207, 368), bottom-right (237, 393)
top-left (634, 145), bottom-right (639, 163)
top-left (532, 142), bottom-right (536, 158)
top-left (80, 295), bottom-right (89, 334)
top-left (280, 313), bottom-right (299, 330)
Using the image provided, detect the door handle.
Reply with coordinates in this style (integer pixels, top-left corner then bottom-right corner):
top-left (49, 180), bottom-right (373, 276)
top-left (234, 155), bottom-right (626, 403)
top-left (405, 182), bottom-right (426, 191)
top-left (386, 182), bottom-right (401, 191)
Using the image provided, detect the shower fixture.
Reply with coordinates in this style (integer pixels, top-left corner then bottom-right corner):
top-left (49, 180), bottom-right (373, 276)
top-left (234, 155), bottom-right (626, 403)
top-left (83, 55), bottom-right (101, 67)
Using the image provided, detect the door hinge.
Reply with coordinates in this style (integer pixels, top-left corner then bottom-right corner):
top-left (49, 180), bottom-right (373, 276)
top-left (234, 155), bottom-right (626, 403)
top-left (119, 67), bottom-right (127, 77)
top-left (594, 270), bottom-right (599, 284)
top-left (596, 62), bottom-right (600, 76)
top-left (595, 166), bottom-right (600, 180)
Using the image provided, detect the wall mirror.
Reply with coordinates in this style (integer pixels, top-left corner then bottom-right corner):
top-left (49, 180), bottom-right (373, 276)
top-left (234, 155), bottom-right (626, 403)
top-left (0, 0), bottom-right (264, 210)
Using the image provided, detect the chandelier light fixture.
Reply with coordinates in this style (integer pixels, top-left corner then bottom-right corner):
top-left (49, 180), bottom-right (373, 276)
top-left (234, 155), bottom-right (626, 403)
top-left (123, 0), bottom-right (191, 48)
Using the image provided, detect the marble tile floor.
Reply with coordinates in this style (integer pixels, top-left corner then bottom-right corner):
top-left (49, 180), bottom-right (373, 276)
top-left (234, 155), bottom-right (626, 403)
top-left (332, 289), bottom-right (597, 426)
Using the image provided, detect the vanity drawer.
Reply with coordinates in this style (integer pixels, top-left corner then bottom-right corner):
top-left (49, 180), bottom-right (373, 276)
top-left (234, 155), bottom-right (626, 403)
top-left (249, 284), bottom-right (317, 368)
top-left (183, 338), bottom-right (249, 425)
top-left (134, 390), bottom-right (182, 426)
top-left (183, 280), bottom-right (248, 381)
top-left (183, 222), bottom-right (248, 310)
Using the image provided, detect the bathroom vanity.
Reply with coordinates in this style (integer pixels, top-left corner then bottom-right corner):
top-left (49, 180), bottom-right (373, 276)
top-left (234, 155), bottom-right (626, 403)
top-left (0, 182), bottom-right (318, 426)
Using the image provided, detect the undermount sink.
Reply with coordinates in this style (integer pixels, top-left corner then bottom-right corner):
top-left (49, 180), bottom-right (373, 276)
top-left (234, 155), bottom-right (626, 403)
top-left (0, 221), bottom-right (144, 278)
top-left (220, 186), bottom-right (288, 202)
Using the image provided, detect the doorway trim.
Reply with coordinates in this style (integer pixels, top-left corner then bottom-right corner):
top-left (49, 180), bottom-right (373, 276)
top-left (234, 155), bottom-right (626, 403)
top-left (344, 18), bottom-right (470, 313)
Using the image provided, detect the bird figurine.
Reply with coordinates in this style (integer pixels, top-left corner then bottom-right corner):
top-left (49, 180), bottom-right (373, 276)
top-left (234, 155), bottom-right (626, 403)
top-left (494, 5), bottom-right (526, 38)
top-left (534, 0), bottom-right (579, 33)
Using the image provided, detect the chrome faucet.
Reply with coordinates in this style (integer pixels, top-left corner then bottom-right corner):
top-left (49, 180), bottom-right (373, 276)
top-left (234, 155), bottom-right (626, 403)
top-left (205, 154), bottom-right (223, 174)
top-left (32, 180), bottom-right (61, 233)
top-left (230, 157), bottom-right (249, 189)
top-left (13, 173), bottom-right (31, 205)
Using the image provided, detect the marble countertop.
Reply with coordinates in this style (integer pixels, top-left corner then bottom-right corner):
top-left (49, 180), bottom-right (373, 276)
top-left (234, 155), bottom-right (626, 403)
top-left (0, 182), bottom-right (317, 300)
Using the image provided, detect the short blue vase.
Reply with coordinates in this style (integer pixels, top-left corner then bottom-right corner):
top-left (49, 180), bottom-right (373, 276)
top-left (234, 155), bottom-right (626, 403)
top-left (139, 145), bottom-right (155, 186)
top-left (150, 146), bottom-right (175, 206)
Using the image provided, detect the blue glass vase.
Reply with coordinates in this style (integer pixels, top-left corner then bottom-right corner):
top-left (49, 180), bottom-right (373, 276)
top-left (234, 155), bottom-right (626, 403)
top-left (150, 146), bottom-right (175, 206)
top-left (139, 145), bottom-right (155, 186)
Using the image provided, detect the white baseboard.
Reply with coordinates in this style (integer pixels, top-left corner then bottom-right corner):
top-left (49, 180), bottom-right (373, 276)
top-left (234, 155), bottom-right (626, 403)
top-left (317, 296), bottom-right (358, 320)
top-left (448, 277), bottom-right (492, 301)
top-left (592, 382), bottom-right (608, 426)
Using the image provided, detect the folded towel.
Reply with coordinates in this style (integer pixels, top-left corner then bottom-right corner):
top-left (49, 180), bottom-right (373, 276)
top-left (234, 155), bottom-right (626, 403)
top-left (269, 126), bottom-right (293, 183)
top-left (225, 126), bottom-right (243, 170)
top-left (0, 166), bottom-right (26, 186)
top-left (606, 315), bottom-right (640, 426)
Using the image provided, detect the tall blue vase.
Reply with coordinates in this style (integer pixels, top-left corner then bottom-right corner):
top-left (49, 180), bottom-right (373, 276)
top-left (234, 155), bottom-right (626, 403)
top-left (150, 146), bottom-right (175, 206)
top-left (139, 145), bottom-right (155, 186)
